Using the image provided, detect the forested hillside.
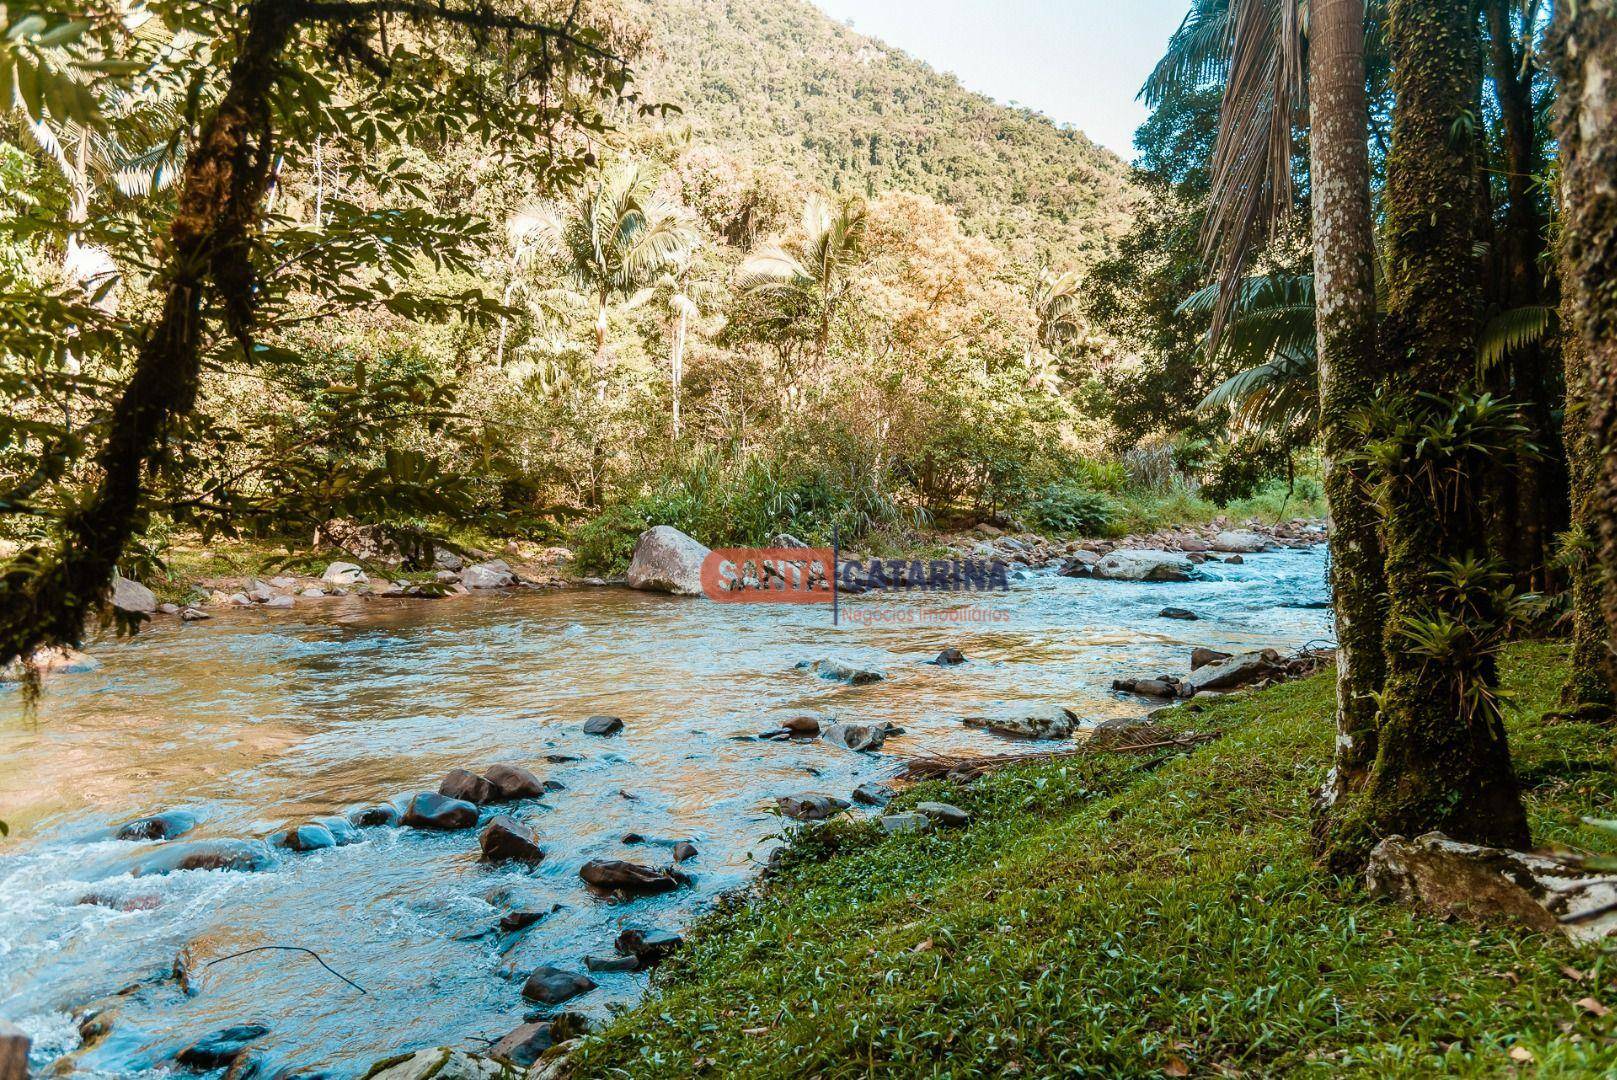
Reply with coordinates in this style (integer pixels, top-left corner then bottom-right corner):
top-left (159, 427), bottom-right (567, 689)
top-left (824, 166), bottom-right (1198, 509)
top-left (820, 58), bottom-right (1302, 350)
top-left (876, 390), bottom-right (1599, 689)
top-left (617, 0), bottom-right (1135, 261)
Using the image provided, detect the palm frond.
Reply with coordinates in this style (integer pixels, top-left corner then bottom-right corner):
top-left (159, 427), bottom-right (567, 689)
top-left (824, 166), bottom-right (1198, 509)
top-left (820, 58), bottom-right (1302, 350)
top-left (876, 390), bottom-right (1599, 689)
top-left (1477, 304), bottom-right (1555, 370)
top-left (1142, 0), bottom-right (1232, 104)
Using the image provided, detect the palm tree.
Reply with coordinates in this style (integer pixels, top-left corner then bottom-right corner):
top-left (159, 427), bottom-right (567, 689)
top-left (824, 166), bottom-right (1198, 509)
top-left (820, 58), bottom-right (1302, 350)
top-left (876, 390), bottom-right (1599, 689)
top-left (525, 164), bottom-right (698, 369)
top-left (652, 256), bottom-right (721, 444)
top-left (736, 195), bottom-right (868, 367)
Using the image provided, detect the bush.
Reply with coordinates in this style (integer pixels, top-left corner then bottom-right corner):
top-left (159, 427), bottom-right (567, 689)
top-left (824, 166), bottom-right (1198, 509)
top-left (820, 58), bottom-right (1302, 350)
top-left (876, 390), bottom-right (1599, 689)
top-left (1026, 482), bottom-right (1120, 535)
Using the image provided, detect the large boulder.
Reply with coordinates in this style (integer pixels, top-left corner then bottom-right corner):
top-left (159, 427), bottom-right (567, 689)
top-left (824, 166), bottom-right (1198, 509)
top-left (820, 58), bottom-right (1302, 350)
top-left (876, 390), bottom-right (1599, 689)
top-left (362, 1049), bottom-right (509, 1080)
top-left (819, 722), bottom-right (887, 752)
top-left (461, 561), bottom-right (516, 589)
top-left (321, 561), bottom-right (367, 586)
top-left (579, 859), bottom-right (686, 894)
top-left (479, 815), bottom-right (544, 864)
top-left (777, 793), bottom-right (851, 821)
top-left (1092, 550), bottom-right (1196, 582)
top-left (963, 708), bottom-right (1079, 740)
top-left (1, 646), bottom-right (99, 682)
top-left (626, 526), bottom-right (711, 596)
top-left (1367, 831), bottom-right (1617, 945)
top-left (401, 792), bottom-right (478, 830)
top-left (1183, 648), bottom-right (1282, 694)
top-left (1211, 529), bottom-right (1271, 553)
top-left (1057, 550), bottom-right (1102, 578)
top-left (110, 573), bottom-right (157, 615)
top-left (483, 763), bottom-right (545, 801)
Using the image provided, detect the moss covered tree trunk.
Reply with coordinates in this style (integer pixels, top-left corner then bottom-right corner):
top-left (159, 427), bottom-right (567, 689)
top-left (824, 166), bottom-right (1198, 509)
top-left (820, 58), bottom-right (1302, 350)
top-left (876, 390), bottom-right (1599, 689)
top-left (1553, 0), bottom-right (1617, 706)
top-left (1309, 0), bottom-right (1388, 813)
top-left (1559, 303), bottom-right (1615, 713)
top-left (1334, 0), bottom-right (1529, 864)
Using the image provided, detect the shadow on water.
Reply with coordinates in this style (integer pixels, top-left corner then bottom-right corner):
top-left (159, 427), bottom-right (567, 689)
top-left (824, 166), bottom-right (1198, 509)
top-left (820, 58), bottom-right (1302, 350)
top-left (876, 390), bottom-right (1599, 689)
top-left (0, 546), bottom-right (1330, 1076)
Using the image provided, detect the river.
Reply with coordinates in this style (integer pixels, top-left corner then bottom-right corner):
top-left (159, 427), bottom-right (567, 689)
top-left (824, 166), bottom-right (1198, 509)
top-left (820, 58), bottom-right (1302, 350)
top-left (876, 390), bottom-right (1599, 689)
top-left (0, 547), bottom-right (1330, 1077)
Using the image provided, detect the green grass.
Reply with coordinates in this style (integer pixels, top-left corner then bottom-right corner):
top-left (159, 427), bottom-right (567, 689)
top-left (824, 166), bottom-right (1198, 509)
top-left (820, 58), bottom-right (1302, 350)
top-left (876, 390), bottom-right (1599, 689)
top-left (573, 643), bottom-right (1617, 1077)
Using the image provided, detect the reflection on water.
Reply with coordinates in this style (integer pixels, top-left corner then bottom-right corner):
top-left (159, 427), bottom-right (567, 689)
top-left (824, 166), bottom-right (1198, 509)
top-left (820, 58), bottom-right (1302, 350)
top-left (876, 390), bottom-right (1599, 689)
top-left (0, 548), bottom-right (1330, 1077)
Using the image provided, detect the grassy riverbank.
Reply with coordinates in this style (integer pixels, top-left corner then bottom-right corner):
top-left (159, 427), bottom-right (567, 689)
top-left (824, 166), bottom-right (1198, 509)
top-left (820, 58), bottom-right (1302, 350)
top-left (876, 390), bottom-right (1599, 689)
top-left (573, 643), bottom-right (1617, 1076)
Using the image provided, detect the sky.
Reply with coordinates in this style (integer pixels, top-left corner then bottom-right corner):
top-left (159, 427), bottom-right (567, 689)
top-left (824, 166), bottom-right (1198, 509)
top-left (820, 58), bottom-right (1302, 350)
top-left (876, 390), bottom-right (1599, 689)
top-left (808, 0), bottom-right (1189, 159)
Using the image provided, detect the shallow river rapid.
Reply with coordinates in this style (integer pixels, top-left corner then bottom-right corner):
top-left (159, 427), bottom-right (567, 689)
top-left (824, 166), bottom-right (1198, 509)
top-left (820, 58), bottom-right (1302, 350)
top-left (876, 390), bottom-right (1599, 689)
top-left (0, 548), bottom-right (1330, 1077)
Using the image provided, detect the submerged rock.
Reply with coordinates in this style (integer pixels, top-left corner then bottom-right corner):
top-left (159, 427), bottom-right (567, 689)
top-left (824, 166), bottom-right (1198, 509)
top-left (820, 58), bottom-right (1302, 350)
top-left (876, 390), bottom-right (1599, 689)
top-left (672, 841), bottom-right (698, 863)
top-left (175, 1024), bottom-right (269, 1069)
top-left (777, 793), bottom-right (851, 821)
top-left (438, 768), bottom-right (497, 806)
top-left (312, 815), bottom-right (361, 845)
top-left (796, 657), bottom-right (885, 685)
top-left (1092, 550), bottom-right (1195, 582)
top-left (401, 792), bottom-right (478, 831)
top-left (521, 966), bottom-right (596, 1005)
top-left (1, 645), bottom-right (100, 682)
top-left (270, 824), bottom-right (336, 852)
top-left (582, 715), bottom-right (623, 737)
top-left (625, 526), bottom-right (711, 596)
top-left (479, 815), bottom-right (543, 864)
top-left (1158, 607), bottom-right (1199, 620)
top-left (819, 721), bottom-right (887, 752)
top-left (115, 810), bottom-right (198, 842)
top-left (962, 708), bottom-right (1079, 740)
top-left (579, 859), bottom-right (686, 894)
top-left (483, 763), bottom-right (545, 801)
top-left (348, 804), bottom-right (400, 828)
top-left (131, 839), bottom-right (273, 877)
top-left (929, 647), bottom-right (967, 666)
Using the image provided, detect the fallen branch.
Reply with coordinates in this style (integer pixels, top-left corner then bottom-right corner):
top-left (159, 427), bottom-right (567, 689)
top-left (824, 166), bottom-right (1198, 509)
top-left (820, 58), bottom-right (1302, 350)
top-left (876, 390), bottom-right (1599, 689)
top-left (203, 945), bottom-right (369, 994)
top-left (900, 731), bottom-right (1222, 783)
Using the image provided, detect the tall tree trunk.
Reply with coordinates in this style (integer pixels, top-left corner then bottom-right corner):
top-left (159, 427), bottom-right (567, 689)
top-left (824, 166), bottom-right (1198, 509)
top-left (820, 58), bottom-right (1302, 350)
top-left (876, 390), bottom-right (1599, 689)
top-left (1309, 0), bottom-right (1389, 817)
top-left (671, 303), bottom-right (687, 443)
top-left (1559, 292), bottom-right (1615, 714)
top-left (1484, 0), bottom-right (1563, 592)
top-left (1552, 0), bottom-right (1617, 705)
top-left (1330, 0), bottom-right (1529, 867)
top-left (0, 0), bottom-right (300, 667)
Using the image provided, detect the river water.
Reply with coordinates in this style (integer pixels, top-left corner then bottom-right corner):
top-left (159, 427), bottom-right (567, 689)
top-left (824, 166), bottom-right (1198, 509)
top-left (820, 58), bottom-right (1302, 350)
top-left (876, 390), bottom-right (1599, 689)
top-left (0, 548), bottom-right (1330, 1078)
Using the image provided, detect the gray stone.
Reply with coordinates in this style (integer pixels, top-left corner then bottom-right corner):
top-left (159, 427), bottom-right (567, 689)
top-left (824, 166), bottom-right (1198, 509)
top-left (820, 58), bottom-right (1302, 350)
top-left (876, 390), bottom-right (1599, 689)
top-left (879, 813), bottom-right (932, 835)
top-left (362, 1049), bottom-right (507, 1080)
top-left (582, 715), bottom-right (623, 737)
top-left (1190, 647), bottom-right (1233, 670)
top-left (777, 793), bottom-right (851, 821)
top-left (820, 721), bottom-right (887, 752)
top-left (110, 573), bottom-right (157, 614)
top-left (578, 859), bottom-right (685, 893)
top-left (263, 594), bottom-right (294, 609)
top-left (962, 708), bottom-right (1079, 740)
top-left (461, 561), bottom-right (516, 589)
top-left (585, 954), bottom-right (639, 972)
top-left (1183, 649), bottom-right (1282, 694)
top-left (348, 804), bottom-right (399, 828)
top-left (522, 967), bottom-right (596, 1005)
top-left (489, 1021), bottom-right (553, 1067)
top-left (1367, 831), bottom-right (1617, 945)
top-left (915, 802), bottom-right (970, 828)
top-left (1158, 607), bottom-right (1199, 620)
top-left (270, 824), bottom-right (336, 852)
top-left (614, 927), bottom-right (683, 967)
top-left (851, 781), bottom-right (894, 806)
top-left (1211, 529), bottom-right (1271, 553)
top-left (625, 526), bottom-right (711, 596)
top-left (115, 810), bottom-right (197, 841)
top-left (1092, 550), bottom-right (1195, 582)
top-left (321, 561), bottom-right (366, 586)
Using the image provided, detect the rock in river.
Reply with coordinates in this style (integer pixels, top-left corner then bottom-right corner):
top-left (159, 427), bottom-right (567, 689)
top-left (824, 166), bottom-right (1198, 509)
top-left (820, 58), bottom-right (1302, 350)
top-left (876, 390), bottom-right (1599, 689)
top-left (461, 560), bottom-right (516, 589)
top-left (1190, 647), bottom-right (1233, 670)
top-left (439, 768), bottom-right (498, 805)
top-left (348, 804), bottom-right (399, 828)
top-left (270, 824), bottom-right (336, 852)
top-left (175, 1024), bottom-right (269, 1069)
top-left (614, 927), bottom-right (683, 967)
top-left (479, 815), bottom-right (543, 864)
top-left (929, 647), bottom-right (967, 666)
top-left (579, 859), bottom-right (686, 894)
top-left (672, 841), bottom-right (698, 862)
top-left (962, 708), bottom-right (1078, 740)
top-left (130, 839), bottom-right (273, 877)
top-left (110, 573), bottom-right (158, 615)
top-left (820, 721), bottom-right (887, 752)
top-left (490, 1021), bottom-right (555, 1067)
top-left (1211, 529), bottom-right (1271, 553)
top-left (401, 792), bottom-right (478, 831)
top-left (777, 793), bottom-right (851, 821)
top-left (585, 954), bottom-right (639, 973)
top-left (1158, 607), bottom-right (1199, 620)
top-left (364, 1049), bottom-right (508, 1080)
top-left (115, 810), bottom-right (197, 841)
top-left (1092, 550), bottom-right (1195, 582)
top-left (625, 525), bottom-right (710, 596)
top-left (796, 657), bottom-right (885, 685)
top-left (582, 715), bottom-right (623, 737)
top-left (321, 561), bottom-right (366, 586)
top-left (483, 763), bottom-right (546, 801)
top-left (522, 966), bottom-right (596, 1005)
